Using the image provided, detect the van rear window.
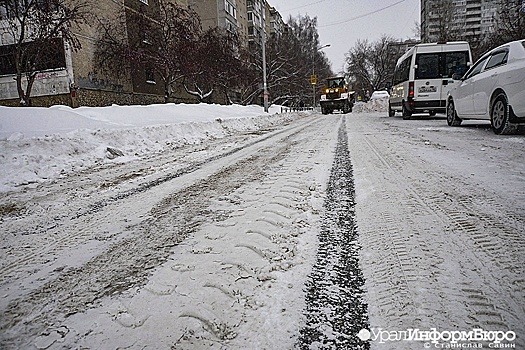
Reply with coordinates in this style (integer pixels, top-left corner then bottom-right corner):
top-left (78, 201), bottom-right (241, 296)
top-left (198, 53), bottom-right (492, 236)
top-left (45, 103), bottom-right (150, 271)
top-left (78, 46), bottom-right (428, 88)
top-left (415, 51), bottom-right (469, 80)
top-left (415, 53), bottom-right (440, 79)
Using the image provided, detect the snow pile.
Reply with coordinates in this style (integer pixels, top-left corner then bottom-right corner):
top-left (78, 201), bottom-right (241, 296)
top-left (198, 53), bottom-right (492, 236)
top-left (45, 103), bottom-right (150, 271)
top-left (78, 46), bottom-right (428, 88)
top-left (0, 103), bottom-right (291, 192)
top-left (353, 98), bottom-right (389, 113)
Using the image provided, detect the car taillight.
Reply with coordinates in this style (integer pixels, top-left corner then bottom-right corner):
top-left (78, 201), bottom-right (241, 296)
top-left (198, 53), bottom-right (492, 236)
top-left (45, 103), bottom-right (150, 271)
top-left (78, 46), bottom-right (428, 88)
top-left (408, 81), bottom-right (414, 99)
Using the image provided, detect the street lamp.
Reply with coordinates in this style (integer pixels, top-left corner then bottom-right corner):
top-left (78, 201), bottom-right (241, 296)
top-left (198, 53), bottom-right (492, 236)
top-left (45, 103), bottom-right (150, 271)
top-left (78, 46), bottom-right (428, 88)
top-left (262, 23), bottom-right (269, 112)
top-left (260, 0), bottom-right (270, 112)
top-left (312, 43), bottom-right (331, 109)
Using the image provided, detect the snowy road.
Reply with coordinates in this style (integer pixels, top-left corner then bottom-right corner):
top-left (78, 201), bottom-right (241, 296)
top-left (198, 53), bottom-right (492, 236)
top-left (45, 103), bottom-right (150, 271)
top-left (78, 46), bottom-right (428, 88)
top-left (349, 114), bottom-right (525, 349)
top-left (0, 111), bottom-right (524, 349)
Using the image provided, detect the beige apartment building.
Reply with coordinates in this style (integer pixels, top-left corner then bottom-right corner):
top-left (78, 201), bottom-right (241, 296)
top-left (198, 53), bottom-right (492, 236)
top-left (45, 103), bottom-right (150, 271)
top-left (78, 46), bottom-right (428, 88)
top-left (0, 0), bottom-right (189, 107)
top-left (190, 0), bottom-right (286, 50)
top-left (0, 0), bottom-right (285, 107)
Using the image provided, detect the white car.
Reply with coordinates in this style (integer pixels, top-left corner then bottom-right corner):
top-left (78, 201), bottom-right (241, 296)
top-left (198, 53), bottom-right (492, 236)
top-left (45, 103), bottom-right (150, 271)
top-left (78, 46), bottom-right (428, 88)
top-left (446, 39), bottom-right (525, 134)
top-left (370, 90), bottom-right (390, 100)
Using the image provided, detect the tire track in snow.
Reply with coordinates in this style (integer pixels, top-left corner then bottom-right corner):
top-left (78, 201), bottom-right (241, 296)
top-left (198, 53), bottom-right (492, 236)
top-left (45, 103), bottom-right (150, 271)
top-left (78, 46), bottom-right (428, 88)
top-left (46, 115), bottom-right (338, 349)
top-left (0, 118), bottom-right (315, 287)
top-left (0, 119), bottom-right (312, 349)
top-left (298, 117), bottom-right (369, 349)
top-left (348, 115), bottom-right (524, 349)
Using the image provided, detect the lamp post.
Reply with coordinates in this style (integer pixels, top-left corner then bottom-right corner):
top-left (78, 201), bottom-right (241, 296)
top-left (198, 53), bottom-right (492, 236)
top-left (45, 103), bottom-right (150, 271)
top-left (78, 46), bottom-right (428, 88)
top-left (262, 23), bottom-right (269, 112)
top-left (312, 43), bottom-right (331, 109)
top-left (258, 0), bottom-right (269, 112)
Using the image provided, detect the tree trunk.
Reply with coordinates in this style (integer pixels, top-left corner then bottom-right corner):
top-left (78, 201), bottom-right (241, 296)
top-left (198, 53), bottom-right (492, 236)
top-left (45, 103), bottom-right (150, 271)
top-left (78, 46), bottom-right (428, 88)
top-left (24, 74), bottom-right (36, 107)
top-left (16, 73), bottom-right (27, 106)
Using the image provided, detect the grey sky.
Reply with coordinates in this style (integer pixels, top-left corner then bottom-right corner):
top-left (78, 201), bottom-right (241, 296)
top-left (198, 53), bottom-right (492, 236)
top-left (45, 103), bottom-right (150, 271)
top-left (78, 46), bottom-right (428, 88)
top-left (268, 0), bottom-right (421, 73)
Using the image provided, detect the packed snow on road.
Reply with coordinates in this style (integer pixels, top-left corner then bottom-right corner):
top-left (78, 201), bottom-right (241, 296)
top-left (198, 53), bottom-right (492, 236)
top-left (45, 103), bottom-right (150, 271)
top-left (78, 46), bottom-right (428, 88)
top-left (0, 101), bottom-right (523, 349)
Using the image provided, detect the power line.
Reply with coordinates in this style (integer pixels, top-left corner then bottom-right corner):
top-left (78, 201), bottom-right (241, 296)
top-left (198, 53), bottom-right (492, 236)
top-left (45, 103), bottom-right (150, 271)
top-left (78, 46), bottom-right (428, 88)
top-left (282, 0), bottom-right (327, 12)
top-left (399, 3), bottom-right (419, 37)
top-left (319, 0), bottom-right (406, 27)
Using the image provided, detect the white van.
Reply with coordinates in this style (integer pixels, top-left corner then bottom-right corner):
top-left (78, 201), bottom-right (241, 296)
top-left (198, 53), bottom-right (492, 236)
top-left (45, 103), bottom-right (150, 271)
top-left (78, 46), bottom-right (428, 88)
top-left (388, 42), bottom-right (472, 119)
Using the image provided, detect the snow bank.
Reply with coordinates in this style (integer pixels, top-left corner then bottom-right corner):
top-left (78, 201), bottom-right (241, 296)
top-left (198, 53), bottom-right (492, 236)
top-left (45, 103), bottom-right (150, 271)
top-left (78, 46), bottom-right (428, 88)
top-left (353, 98), bottom-right (388, 113)
top-left (0, 103), bottom-right (290, 192)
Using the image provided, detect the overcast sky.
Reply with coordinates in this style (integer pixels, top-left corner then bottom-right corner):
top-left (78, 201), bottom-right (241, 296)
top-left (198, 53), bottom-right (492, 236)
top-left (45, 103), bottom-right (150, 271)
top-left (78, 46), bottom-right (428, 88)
top-left (268, 0), bottom-right (421, 74)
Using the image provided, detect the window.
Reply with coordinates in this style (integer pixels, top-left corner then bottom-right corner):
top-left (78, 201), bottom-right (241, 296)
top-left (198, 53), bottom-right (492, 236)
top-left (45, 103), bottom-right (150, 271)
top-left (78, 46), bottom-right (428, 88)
top-left (443, 51), bottom-right (469, 78)
top-left (485, 49), bottom-right (508, 70)
top-left (415, 53), bottom-right (440, 79)
top-left (145, 67), bottom-right (155, 84)
top-left (0, 38), bottom-right (66, 76)
top-left (464, 56), bottom-right (489, 80)
top-left (224, 1), bottom-right (236, 18)
top-left (0, 4), bottom-right (9, 19)
top-left (225, 19), bottom-right (236, 33)
top-left (415, 51), bottom-right (470, 79)
top-left (393, 55), bottom-right (412, 85)
top-left (35, 0), bottom-right (59, 12)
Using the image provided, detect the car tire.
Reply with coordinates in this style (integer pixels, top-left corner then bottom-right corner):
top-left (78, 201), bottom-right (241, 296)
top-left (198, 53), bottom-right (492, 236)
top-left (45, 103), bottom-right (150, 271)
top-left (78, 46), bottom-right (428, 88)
top-left (491, 93), bottom-right (515, 135)
top-left (446, 99), bottom-right (462, 126)
top-left (388, 103), bottom-right (395, 117)
top-left (343, 102), bottom-right (350, 114)
top-left (402, 103), bottom-right (412, 120)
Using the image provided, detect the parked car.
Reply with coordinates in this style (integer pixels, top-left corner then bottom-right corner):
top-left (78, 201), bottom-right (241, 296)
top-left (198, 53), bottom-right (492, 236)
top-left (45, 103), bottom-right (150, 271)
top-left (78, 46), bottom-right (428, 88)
top-left (446, 39), bottom-right (525, 134)
top-left (370, 90), bottom-right (390, 100)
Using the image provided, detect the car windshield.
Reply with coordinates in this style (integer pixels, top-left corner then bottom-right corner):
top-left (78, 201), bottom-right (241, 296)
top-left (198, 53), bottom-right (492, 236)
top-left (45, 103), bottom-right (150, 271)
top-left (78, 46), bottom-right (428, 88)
top-left (328, 78), bottom-right (344, 88)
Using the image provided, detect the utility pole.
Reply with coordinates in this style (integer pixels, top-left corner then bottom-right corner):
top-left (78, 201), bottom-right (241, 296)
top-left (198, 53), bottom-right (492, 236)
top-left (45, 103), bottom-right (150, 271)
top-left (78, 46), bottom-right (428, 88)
top-left (261, 0), bottom-right (269, 112)
top-left (312, 43), bottom-right (331, 110)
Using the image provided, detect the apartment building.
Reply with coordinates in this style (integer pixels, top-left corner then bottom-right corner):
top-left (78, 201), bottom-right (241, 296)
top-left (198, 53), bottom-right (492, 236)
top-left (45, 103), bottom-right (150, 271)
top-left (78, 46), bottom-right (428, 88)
top-left (0, 0), bottom-right (285, 107)
top-left (269, 6), bottom-right (285, 37)
top-left (420, 0), bottom-right (498, 43)
top-left (191, 0), bottom-right (285, 49)
top-left (189, 0), bottom-right (240, 36)
top-left (0, 0), bottom-right (188, 107)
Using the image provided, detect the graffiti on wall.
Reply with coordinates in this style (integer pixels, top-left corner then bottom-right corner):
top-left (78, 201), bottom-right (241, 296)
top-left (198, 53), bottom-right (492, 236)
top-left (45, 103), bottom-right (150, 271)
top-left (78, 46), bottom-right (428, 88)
top-left (0, 69), bottom-right (70, 100)
top-left (78, 72), bottom-right (124, 92)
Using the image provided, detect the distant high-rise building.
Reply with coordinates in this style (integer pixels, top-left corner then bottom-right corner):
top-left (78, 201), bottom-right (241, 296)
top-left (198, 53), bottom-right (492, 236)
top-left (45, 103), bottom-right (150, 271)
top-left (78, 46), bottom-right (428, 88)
top-left (421, 0), bottom-right (499, 43)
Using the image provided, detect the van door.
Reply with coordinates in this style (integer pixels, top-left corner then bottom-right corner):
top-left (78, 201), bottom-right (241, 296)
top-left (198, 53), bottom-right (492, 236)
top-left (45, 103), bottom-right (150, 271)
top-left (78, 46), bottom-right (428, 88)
top-left (414, 53), bottom-right (442, 107)
top-left (442, 51), bottom-right (470, 102)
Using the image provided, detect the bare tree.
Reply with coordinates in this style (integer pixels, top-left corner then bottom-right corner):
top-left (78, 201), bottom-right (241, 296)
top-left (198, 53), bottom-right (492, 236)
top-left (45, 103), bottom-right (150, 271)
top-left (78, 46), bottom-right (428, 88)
top-left (0, 0), bottom-right (88, 105)
top-left (264, 29), bottom-right (308, 106)
top-left (259, 14), bottom-right (332, 107)
top-left (345, 35), bottom-right (398, 95)
top-left (95, 0), bottom-right (201, 103)
top-left (184, 28), bottom-right (243, 103)
top-left (95, 9), bottom-right (331, 107)
top-left (486, 0), bottom-right (525, 47)
top-left (151, 2), bottom-right (201, 102)
top-left (93, 8), bottom-right (129, 80)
